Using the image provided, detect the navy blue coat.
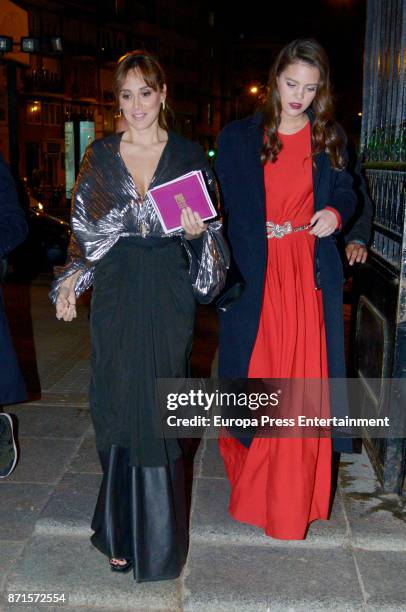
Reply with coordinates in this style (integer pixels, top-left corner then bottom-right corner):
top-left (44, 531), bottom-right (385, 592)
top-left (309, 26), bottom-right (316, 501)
top-left (215, 113), bottom-right (357, 453)
top-left (0, 153), bottom-right (28, 405)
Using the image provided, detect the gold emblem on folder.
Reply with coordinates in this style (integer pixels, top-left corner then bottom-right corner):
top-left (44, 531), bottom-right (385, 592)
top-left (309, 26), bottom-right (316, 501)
top-left (174, 193), bottom-right (187, 210)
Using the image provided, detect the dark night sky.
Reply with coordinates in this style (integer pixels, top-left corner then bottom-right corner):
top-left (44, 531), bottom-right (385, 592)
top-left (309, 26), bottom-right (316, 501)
top-left (216, 0), bottom-right (367, 136)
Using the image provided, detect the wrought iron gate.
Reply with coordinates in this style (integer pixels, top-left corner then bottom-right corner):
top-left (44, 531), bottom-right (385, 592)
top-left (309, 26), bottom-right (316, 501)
top-left (350, 0), bottom-right (406, 492)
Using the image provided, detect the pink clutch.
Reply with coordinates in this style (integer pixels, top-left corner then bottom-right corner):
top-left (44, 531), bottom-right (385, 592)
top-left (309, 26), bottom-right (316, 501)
top-left (147, 170), bottom-right (217, 234)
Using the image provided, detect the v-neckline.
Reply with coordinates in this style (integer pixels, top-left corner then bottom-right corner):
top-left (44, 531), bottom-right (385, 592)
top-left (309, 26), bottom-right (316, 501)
top-left (117, 131), bottom-right (170, 199)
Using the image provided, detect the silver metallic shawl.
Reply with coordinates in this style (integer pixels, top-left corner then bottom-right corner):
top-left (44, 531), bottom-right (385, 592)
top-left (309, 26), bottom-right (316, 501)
top-left (50, 131), bottom-right (229, 303)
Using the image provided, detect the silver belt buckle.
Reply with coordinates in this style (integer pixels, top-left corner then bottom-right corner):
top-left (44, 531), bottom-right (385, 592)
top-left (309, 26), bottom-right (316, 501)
top-left (267, 221), bottom-right (293, 238)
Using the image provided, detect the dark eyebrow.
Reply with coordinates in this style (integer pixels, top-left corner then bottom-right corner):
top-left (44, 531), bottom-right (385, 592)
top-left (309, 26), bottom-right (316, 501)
top-left (119, 85), bottom-right (151, 93)
top-left (285, 77), bottom-right (318, 86)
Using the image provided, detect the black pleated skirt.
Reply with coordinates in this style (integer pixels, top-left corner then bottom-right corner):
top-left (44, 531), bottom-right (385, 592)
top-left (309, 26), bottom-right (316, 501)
top-left (89, 236), bottom-right (195, 582)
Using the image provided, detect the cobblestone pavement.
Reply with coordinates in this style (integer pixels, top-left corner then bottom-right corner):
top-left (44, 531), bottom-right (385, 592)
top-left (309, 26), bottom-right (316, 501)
top-left (1, 279), bottom-right (406, 611)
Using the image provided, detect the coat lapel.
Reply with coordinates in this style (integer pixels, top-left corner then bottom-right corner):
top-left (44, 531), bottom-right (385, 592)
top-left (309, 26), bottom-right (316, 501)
top-left (312, 152), bottom-right (324, 210)
top-left (247, 114), bottom-right (266, 216)
top-left (306, 109), bottom-right (325, 211)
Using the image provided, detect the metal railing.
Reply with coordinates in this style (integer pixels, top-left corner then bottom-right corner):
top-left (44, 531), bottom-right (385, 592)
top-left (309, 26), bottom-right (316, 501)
top-left (361, 0), bottom-right (406, 269)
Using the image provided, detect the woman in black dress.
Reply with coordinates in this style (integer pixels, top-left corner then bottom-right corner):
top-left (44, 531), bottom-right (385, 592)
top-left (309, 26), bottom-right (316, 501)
top-left (51, 50), bottom-right (228, 582)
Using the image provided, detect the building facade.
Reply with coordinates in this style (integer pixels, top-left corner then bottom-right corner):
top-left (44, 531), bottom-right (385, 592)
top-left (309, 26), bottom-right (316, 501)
top-left (0, 0), bottom-right (230, 200)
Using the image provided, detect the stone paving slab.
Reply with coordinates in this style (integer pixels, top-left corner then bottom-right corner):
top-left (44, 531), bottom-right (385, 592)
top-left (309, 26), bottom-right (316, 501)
top-left (1, 438), bottom-right (81, 485)
top-left (35, 472), bottom-right (100, 537)
top-left (0, 603), bottom-right (165, 612)
top-left (33, 320), bottom-right (90, 393)
top-left (366, 606), bottom-right (406, 612)
top-left (199, 438), bottom-right (226, 479)
top-left (44, 362), bottom-right (90, 395)
top-left (191, 438), bottom-right (205, 477)
top-left (182, 542), bottom-right (364, 611)
top-left (354, 549), bottom-right (406, 609)
top-left (343, 495), bottom-right (406, 551)
top-left (8, 405), bottom-right (91, 439)
top-left (191, 476), bottom-right (348, 548)
top-left (0, 484), bottom-right (53, 540)
top-left (68, 436), bottom-right (102, 475)
top-left (0, 542), bottom-right (25, 591)
top-left (339, 453), bottom-right (380, 495)
top-left (1, 606), bottom-right (164, 612)
top-left (26, 393), bottom-right (89, 408)
top-left (5, 535), bottom-right (182, 611)
top-left (36, 346), bottom-right (89, 393)
top-left (339, 453), bottom-right (406, 551)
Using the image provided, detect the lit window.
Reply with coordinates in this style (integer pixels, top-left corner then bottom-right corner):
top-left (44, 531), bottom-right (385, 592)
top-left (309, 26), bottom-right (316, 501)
top-left (27, 101), bottom-right (42, 124)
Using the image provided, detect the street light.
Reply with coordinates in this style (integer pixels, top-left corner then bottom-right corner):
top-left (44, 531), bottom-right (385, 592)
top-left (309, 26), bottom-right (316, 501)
top-left (234, 83), bottom-right (263, 120)
top-left (21, 37), bottom-right (41, 53)
top-left (0, 36), bottom-right (63, 54)
top-left (50, 37), bottom-right (63, 52)
top-left (0, 36), bottom-right (13, 53)
top-left (29, 101), bottom-right (41, 113)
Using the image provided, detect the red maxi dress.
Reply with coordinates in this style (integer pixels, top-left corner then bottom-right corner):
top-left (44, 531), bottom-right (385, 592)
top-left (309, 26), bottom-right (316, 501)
top-left (219, 122), bottom-right (332, 539)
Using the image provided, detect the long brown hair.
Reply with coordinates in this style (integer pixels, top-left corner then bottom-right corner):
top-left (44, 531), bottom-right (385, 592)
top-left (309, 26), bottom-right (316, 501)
top-left (261, 38), bottom-right (345, 169)
top-left (113, 50), bottom-right (168, 130)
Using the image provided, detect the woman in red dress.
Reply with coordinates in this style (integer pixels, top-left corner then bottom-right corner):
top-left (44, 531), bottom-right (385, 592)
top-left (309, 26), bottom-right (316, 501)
top-left (215, 39), bottom-right (356, 539)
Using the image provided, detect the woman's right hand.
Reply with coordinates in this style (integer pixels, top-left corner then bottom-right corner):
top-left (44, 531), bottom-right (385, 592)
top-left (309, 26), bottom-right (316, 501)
top-left (345, 242), bottom-right (368, 265)
top-left (56, 277), bottom-right (78, 322)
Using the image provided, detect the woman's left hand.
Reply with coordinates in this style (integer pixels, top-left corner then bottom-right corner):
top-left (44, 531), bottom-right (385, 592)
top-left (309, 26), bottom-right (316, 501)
top-left (181, 207), bottom-right (208, 240)
top-left (309, 209), bottom-right (338, 238)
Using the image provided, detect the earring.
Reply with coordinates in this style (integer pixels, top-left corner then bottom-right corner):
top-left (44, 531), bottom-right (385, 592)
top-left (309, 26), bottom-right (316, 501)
top-left (115, 108), bottom-right (122, 119)
top-left (162, 100), bottom-right (166, 111)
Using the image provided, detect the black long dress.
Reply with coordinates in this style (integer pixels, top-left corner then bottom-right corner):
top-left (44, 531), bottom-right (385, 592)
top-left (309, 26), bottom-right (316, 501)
top-left (50, 131), bottom-right (228, 581)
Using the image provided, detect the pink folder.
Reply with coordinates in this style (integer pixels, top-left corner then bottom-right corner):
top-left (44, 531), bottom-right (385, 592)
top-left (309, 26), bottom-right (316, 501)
top-left (147, 170), bottom-right (217, 234)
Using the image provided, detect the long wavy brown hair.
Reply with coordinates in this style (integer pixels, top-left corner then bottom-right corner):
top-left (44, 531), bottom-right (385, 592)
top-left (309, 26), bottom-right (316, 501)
top-left (261, 39), bottom-right (345, 169)
top-left (113, 50), bottom-right (169, 130)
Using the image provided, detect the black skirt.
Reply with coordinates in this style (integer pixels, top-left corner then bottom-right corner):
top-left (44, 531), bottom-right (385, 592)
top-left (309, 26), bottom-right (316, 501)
top-left (89, 236), bottom-right (195, 582)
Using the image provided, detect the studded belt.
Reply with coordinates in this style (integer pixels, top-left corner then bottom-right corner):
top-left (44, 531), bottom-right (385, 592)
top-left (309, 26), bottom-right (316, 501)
top-left (266, 220), bottom-right (311, 239)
